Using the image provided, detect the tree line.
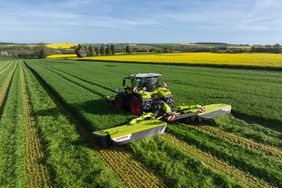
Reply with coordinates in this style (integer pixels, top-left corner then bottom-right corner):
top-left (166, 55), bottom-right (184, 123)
top-left (0, 44), bottom-right (51, 58)
top-left (75, 44), bottom-right (133, 57)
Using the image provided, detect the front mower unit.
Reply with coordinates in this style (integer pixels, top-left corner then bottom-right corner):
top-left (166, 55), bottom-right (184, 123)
top-left (93, 113), bottom-right (167, 146)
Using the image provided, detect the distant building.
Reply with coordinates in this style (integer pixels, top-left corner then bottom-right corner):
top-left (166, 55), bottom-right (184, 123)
top-left (0, 51), bottom-right (8, 56)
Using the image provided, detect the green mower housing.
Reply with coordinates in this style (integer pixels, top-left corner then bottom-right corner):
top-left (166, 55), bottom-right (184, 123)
top-left (93, 113), bottom-right (167, 146)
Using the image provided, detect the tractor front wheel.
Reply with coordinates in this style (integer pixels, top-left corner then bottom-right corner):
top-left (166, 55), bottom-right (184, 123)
top-left (130, 96), bottom-right (143, 116)
top-left (115, 92), bottom-right (127, 110)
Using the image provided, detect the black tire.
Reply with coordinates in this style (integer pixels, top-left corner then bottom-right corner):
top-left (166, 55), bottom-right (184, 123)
top-left (94, 134), bottom-right (112, 148)
top-left (129, 96), bottom-right (143, 116)
top-left (115, 92), bottom-right (128, 110)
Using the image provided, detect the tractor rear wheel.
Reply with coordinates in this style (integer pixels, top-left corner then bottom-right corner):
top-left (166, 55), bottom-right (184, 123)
top-left (115, 92), bottom-right (128, 110)
top-left (130, 96), bottom-right (143, 116)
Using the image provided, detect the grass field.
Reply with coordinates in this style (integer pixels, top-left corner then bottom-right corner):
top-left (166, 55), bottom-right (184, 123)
top-left (0, 58), bottom-right (281, 187)
top-left (78, 52), bottom-right (282, 68)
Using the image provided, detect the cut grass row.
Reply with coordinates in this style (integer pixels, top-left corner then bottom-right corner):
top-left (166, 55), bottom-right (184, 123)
top-left (214, 115), bottom-right (282, 148)
top-left (20, 63), bottom-right (52, 187)
top-left (24, 62), bottom-right (166, 187)
top-left (161, 133), bottom-right (271, 188)
top-left (130, 136), bottom-right (242, 188)
top-left (0, 62), bottom-right (27, 187)
top-left (167, 124), bottom-right (282, 187)
top-left (23, 63), bottom-right (123, 187)
top-left (198, 124), bottom-right (282, 159)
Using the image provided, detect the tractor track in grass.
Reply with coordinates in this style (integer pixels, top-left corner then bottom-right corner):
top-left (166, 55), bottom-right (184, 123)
top-left (161, 133), bottom-right (273, 188)
top-left (25, 63), bottom-right (167, 188)
top-left (20, 63), bottom-right (52, 188)
top-left (0, 62), bottom-right (17, 116)
top-left (197, 125), bottom-right (282, 159)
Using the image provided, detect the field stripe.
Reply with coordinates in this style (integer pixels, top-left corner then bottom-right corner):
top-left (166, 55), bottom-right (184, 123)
top-left (198, 125), bottom-right (282, 159)
top-left (0, 62), bottom-right (17, 116)
top-left (0, 62), bottom-right (13, 74)
top-left (25, 63), bottom-right (167, 188)
top-left (44, 65), bottom-right (115, 93)
top-left (20, 63), bottom-right (52, 188)
top-left (0, 61), bottom-right (10, 70)
top-left (161, 133), bottom-right (273, 188)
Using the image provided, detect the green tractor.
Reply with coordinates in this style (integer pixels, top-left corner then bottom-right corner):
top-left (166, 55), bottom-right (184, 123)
top-left (114, 73), bottom-right (174, 117)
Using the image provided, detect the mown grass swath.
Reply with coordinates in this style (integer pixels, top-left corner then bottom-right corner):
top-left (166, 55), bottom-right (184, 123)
top-left (20, 63), bottom-right (52, 187)
top-left (167, 125), bottom-right (282, 187)
top-left (0, 63), bottom-right (27, 187)
top-left (214, 115), bottom-right (282, 148)
top-left (160, 133), bottom-right (271, 188)
top-left (23, 63), bottom-right (122, 187)
top-left (130, 136), bottom-right (241, 187)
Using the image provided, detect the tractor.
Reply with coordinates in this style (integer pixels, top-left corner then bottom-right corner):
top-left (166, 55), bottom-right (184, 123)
top-left (114, 73), bottom-right (174, 117)
top-left (94, 73), bottom-right (232, 146)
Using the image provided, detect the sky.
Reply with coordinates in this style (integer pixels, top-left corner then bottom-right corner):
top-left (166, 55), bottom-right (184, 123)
top-left (0, 0), bottom-right (282, 44)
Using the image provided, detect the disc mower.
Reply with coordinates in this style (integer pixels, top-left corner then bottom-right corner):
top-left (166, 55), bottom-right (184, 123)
top-left (94, 73), bottom-right (231, 146)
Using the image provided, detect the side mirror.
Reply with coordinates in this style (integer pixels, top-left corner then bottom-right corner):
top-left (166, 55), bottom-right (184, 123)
top-left (122, 79), bottom-right (126, 86)
top-left (115, 88), bottom-right (119, 93)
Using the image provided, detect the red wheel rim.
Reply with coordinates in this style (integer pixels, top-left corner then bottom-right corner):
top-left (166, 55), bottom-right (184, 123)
top-left (115, 99), bottom-right (122, 108)
top-left (131, 100), bottom-right (141, 116)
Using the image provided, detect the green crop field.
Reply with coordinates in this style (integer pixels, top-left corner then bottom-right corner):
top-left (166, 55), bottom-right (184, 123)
top-left (0, 58), bottom-right (281, 187)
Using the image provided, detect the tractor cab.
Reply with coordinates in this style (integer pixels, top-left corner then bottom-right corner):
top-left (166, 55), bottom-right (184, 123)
top-left (116, 73), bottom-right (174, 117)
top-left (123, 73), bottom-right (161, 92)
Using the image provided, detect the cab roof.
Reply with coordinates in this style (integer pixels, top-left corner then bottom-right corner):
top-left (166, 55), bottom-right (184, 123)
top-left (129, 73), bottom-right (161, 78)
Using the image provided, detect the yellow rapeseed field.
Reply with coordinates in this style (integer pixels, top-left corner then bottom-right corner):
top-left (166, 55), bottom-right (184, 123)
top-left (47, 54), bottom-right (77, 58)
top-left (79, 52), bottom-right (282, 67)
top-left (46, 43), bottom-right (78, 49)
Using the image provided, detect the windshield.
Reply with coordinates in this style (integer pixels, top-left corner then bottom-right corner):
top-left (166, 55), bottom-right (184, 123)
top-left (141, 77), bottom-right (159, 91)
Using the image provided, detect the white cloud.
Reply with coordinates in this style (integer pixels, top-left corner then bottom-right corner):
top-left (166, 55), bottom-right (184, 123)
top-left (239, 0), bottom-right (282, 30)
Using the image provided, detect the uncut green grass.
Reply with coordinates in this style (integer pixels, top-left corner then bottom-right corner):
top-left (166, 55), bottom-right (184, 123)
top-left (23, 64), bottom-right (122, 188)
top-left (26, 62), bottom-right (246, 187)
top-left (0, 64), bottom-right (27, 187)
